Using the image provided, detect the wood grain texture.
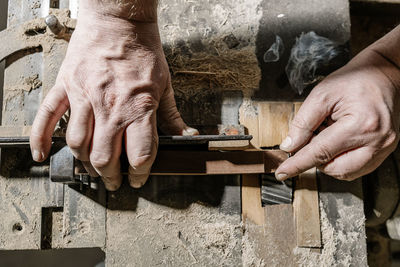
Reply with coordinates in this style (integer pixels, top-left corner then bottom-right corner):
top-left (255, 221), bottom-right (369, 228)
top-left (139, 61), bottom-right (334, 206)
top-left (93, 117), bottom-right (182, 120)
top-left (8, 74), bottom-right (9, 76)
top-left (258, 102), bottom-right (293, 148)
top-left (151, 150), bottom-right (287, 175)
top-left (208, 140), bottom-right (250, 151)
top-left (239, 108), bottom-right (260, 149)
top-left (262, 204), bottom-right (297, 265)
top-left (293, 168), bottom-right (322, 248)
top-left (242, 174), bottom-right (264, 225)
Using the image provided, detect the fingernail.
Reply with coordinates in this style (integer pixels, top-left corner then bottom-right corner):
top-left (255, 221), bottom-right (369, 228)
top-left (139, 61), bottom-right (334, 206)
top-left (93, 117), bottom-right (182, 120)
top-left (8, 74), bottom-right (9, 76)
top-left (129, 173), bottom-right (149, 189)
top-left (32, 150), bottom-right (43, 162)
top-left (182, 127), bottom-right (199, 136)
top-left (280, 136), bottom-right (292, 150)
top-left (102, 174), bottom-right (122, 191)
top-left (275, 173), bottom-right (288, 181)
top-left (82, 161), bottom-right (100, 178)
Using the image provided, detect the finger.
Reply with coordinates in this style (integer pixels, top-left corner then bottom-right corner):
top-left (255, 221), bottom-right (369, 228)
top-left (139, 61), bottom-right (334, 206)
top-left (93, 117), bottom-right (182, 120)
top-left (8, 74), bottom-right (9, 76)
top-left (275, 118), bottom-right (361, 180)
top-left (319, 147), bottom-right (385, 181)
top-left (125, 111), bottom-right (158, 188)
top-left (66, 102), bottom-right (98, 177)
top-left (90, 120), bottom-right (123, 191)
top-left (157, 80), bottom-right (199, 136)
top-left (30, 84), bottom-right (69, 162)
top-left (280, 88), bottom-right (333, 153)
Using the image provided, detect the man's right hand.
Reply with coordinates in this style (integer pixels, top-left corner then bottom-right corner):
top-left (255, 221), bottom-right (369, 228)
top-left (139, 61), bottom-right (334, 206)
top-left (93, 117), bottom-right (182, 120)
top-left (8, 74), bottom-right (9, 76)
top-left (276, 26), bottom-right (400, 181)
top-left (30, 2), bottom-right (198, 191)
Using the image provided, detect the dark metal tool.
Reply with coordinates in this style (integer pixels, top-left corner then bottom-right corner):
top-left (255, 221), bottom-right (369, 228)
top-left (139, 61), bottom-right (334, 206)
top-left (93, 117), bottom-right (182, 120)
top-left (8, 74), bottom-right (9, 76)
top-left (261, 174), bottom-right (293, 205)
top-left (0, 135), bottom-right (253, 147)
top-left (0, 134), bottom-right (292, 205)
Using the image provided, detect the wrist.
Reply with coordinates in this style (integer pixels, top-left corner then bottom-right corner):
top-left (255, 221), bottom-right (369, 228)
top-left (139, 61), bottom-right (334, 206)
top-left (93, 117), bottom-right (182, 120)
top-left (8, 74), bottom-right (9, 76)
top-left (79, 0), bottom-right (158, 23)
top-left (368, 25), bottom-right (400, 91)
top-left (75, 4), bottom-right (161, 47)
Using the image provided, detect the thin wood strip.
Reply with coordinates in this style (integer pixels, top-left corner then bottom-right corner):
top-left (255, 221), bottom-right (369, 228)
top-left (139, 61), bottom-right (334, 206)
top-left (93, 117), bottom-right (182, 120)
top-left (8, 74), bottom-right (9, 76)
top-left (258, 102), bottom-right (292, 148)
top-left (242, 174), bottom-right (265, 225)
top-left (208, 140), bottom-right (250, 151)
top-left (293, 168), bottom-right (322, 248)
top-left (151, 150), bottom-right (287, 175)
top-left (239, 105), bottom-right (260, 149)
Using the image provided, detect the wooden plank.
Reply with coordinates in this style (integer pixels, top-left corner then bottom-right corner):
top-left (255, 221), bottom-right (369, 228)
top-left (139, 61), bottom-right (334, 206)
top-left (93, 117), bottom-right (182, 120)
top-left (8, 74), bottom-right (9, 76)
top-left (208, 140), bottom-right (250, 151)
top-left (293, 168), bottom-right (321, 248)
top-left (151, 150), bottom-right (287, 175)
top-left (242, 174), bottom-right (264, 225)
top-left (239, 105), bottom-right (260, 149)
top-left (293, 102), bottom-right (322, 247)
top-left (258, 102), bottom-right (293, 148)
top-left (261, 204), bottom-right (296, 265)
top-left (240, 102), bottom-right (265, 226)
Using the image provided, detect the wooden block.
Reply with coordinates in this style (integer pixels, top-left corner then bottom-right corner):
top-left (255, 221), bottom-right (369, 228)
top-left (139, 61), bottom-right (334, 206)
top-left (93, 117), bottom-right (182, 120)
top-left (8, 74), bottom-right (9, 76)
top-left (242, 174), bottom-right (264, 225)
top-left (258, 102), bottom-right (293, 148)
top-left (208, 140), bottom-right (250, 151)
top-left (293, 168), bottom-right (322, 248)
top-left (151, 150), bottom-right (264, 175)
top-left (239, 103), bottom-right (260, 149)
top-left (151, 150), bottom-right (288, 175)
top-left (262, 204), bottom-right (297, 265)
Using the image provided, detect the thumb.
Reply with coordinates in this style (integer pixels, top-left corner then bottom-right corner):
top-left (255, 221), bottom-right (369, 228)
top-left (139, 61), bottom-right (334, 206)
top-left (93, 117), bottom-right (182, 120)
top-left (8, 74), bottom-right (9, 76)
top-left (157, 79), bottom-right (199, 136)
top-left (281, 89), bottom-right (333, 153)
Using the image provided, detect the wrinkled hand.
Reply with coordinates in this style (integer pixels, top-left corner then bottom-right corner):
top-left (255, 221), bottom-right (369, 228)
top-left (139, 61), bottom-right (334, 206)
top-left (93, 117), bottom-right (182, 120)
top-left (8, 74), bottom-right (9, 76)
top-left (276, 48), bottom-right (400, 181)
top-left (30, 14), bottom-right (198, 190)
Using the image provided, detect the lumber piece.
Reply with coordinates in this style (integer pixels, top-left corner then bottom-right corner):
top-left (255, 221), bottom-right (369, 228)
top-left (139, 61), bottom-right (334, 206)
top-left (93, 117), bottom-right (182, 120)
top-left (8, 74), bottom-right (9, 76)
top-left (208, 140), bottom-right (250, 151)
top-left (239, 106), bottom-right (260, 149)
top-left (293, 168), bottom-right (322, 248)
top-left (258, 102), bottom-right (293, 148)
top-left (242, 174), bottom-right (264, 225)
top-left (150, 150), bottom-right (287, 175)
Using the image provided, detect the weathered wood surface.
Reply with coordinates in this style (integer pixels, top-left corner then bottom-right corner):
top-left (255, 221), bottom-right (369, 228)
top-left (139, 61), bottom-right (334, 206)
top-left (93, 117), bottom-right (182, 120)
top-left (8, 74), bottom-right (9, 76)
top-left (0, 0), bottom-right (368, 266)
top-left (242, 174), bottom-right (265, 226)
top-left (294, 168), bottom-right (321, 248)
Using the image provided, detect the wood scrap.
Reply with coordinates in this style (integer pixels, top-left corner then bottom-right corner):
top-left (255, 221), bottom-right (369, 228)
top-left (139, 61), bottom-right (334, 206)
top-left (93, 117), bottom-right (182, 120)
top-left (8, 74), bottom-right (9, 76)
top-left (293, 168), bottom-right (322, 248)
top-left (242, 174), bottom-right (264, 225)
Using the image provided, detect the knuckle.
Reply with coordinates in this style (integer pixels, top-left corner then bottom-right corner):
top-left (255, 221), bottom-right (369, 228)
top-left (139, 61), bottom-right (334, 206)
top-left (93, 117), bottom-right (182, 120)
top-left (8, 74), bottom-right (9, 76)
top-left (290, 116), bottom-right (311, 132)
top-left (135, 94), bottom-right (157, 111)
top-left (67, 137), bottom-right (86, 154)
top-left (90, 152), bottom-right (113, 169)
top-left (359, 113), bottom-right (380, 134)
top-left (40, 101), bottom-right (58, 118)
top-left (382, 129), bottom-right (399, 150)
top-left (320, 166), bottom-right (354, 181)
top-left (313, 143), bottom-right (333, 164)
top-left (131, 154), bottom-right (154, 169)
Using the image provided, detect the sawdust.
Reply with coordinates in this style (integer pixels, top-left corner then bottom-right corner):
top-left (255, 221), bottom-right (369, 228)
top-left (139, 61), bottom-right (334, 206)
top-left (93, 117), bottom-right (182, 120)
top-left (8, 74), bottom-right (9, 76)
top-left (294, 198), bottom-right (367, 266)
top-left (166, 47), bottom-right (260, 95)
top-left (106, 199), bottom-right (243, 266)
top-left (241, 228), bottom-right (266, 267)
top-left (5, 74), bottom-right (42, 92)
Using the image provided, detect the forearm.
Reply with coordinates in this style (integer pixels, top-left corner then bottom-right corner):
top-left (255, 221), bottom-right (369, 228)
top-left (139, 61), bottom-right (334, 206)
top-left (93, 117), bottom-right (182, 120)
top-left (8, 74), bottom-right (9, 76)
top-left (80, 0), bottom-right (158, 22)
top-left (371, 25), bottom-right (400, 68)
top-left (368, 25), bottom-right (400, 89)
